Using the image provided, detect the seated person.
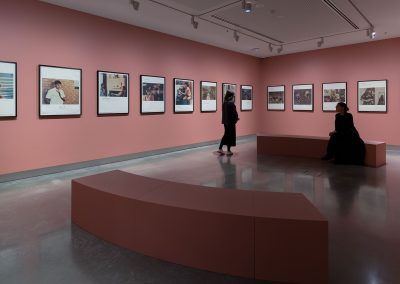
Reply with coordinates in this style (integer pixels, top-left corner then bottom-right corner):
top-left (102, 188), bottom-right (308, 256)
top-left (322, 102), bottom-right (365, 165)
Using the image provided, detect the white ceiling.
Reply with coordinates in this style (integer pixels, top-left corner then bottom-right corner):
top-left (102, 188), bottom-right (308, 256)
top-left (40, 0), bottom-right (400, 58)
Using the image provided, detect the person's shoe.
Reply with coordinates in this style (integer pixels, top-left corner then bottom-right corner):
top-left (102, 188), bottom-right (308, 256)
top-left (321, 154), bottom-right (333, 160)
top-left (217, 149), bottom-right (225, 155)
top-left (226, 151), bottom-right (233, 156)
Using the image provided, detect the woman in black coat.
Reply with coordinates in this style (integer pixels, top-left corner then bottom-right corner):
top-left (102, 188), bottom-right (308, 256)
top-left (217, 91), bottom-right (239, 156)
top-left (322, 102), bottom-right (365, 164)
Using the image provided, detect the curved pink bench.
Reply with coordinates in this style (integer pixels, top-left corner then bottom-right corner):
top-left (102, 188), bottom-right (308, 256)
top-left (72, 170), bottom-right (328, 283)
top-left (257, 134), bottom-right (386, 167)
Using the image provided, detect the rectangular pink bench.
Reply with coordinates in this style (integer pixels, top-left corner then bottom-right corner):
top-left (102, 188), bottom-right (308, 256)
top-left (257, 134), bottom-right (386, 167)
top-left (72, 170), bottom-right (328, 284)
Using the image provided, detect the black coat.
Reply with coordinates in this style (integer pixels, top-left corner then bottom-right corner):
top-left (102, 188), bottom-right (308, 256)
top-left (328, 113), bottom-right (365, 164)
top-left (220, 100), bottom-right (238, 147)
top-left (222, 101), bottom-right (238, 125)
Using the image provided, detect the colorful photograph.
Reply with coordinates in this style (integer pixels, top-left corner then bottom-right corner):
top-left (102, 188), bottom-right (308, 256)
top-left (41, 78), bottom-right (80, 105)
top-left (0, 73), bottom-right (14, 99)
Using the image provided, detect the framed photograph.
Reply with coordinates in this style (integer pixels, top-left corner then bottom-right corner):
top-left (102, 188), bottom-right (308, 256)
top-left (97, 71), bottom-right (129, 115)
top-left (174, 78), bottom-right (194, 113)
top-left (222, 83), bottom-right (237, 103)
top-left (141, 75), bottom-right (165, 114)
top-left (322, 82), bottom-right (347, 112)
top-left (39, 65), bottom-right (82, 117)
top-left (0, 61), bottom-right (17, 118)
top-left (358, 80), bottom-right (387, 112)
top-left (240, 85), bottom-right (253, 111)
top-left (200, 81), bottom-right (217, 112)
top-left (267, 85), bottom-right (285, 111)
top-left (292, 84), bottom-right (313, 111)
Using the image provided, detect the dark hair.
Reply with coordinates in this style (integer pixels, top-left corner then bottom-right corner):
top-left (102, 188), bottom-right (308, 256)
top-left (224, 90), bottom-right (234, 101)
top-left (337, 102), bottom-right (349, 112)
top-left (54, 80), bottom-right (62, 85)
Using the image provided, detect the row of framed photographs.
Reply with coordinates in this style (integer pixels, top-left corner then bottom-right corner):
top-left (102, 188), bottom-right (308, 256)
top-left (0, 61), bottom-right (254, 118)
top-left (267, 81), bottom-right (388, 112)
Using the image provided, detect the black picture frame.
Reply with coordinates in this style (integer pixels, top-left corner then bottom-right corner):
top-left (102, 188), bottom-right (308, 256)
top-left (267, 85), bottom-right (285, 111)
top-left (97, 70), bottom-right (129, 116)
top-left (292, 83), bottom-right (314, 112)
top-left (200, 81), bottom-right (217, 113)
top-left (0, 60), bottom-right (17, 119)
top-left (357, 80), bottom-right (388, 113)
top-left (322, 82), bottom-right (347, 112)
top-left (174, 78), bottom-right (194, 113)
top-left (240, 84), bottom-right (253, 111)
top-left (140, 75), bottom-right (166, 115)
top-left (39, 64), bottom-right (82, 118)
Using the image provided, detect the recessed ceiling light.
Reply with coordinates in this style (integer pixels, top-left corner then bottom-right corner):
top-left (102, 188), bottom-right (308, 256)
top-left (242, 0), bottom-right (252, 13)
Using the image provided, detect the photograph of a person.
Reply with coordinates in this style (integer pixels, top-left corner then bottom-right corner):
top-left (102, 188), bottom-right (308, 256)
top-left (97, 71), bottom-right (129, 115)
top-left (141, 75), bottom-right (165, 114)
top-left (358, 80), bottom-right (387, 112)
top-left (174, 78), bottom-right (194, 113)
top-left (292, 84), bottom-right (313, 111)
top-left (39, 65), bottom-right (81, 116)
top-left (267, 85), bottom-right (285, 111)
top-left (222, 83), bottom-right (236, 103)
top-left (323, 82), bottom-right (347, 112)
top-left (0, 61), bottom-right (17, 117)
top-left (240, 85), bottom-right (253, 111)
top-left (200, 81), bottom-right (217, 112)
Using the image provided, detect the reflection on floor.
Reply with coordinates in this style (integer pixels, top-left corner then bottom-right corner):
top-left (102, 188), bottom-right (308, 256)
top-left (1, 141), bottom-right (400, 284)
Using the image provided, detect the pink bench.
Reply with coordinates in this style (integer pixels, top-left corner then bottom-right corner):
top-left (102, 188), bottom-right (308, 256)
top-left (72, 170), bottom-right (328, 284)
top-left (257, 134), bottom-right (386, 167)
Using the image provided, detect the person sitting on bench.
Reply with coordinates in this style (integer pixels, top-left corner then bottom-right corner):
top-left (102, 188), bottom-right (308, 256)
top-left (322, 102), bottom-right (365, 165)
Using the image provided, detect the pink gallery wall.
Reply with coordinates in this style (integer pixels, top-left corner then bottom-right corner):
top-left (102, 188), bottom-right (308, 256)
top-left (259, 38), bottom-right (400, 145)
top-left (0, 0), bottom-right (261, 175)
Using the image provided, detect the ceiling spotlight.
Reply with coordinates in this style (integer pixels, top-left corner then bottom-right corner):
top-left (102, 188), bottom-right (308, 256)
top-left (242, 0), bottom-right (252, 13)
top-left (277, 45), bottom-right (283, 54)
top-left (191, 16), bottom-right (199, 29)
top-left (130, 0), bottom-right (140, 11)
top-left (367, 27), bottom-right (376, 39)
top-left (268, 43), bottom-right (273, 52)
top-left (317, 37), bottom-right (324, 48)
top-left (234, 30), bottom-right (240, 42)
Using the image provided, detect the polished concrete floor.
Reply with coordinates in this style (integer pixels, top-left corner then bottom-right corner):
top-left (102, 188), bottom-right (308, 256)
top-left (1, 140), bottom-right (400, 284)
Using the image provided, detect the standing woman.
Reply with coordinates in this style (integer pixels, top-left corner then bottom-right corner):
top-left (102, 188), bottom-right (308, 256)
top-left (217, 91), bottom-right (239, 156)
top-left (322, 102), bottom-right (365, 164)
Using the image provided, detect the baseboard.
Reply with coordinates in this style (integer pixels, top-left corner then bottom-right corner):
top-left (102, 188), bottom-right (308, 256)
top-left (0, 134), bottom-right (256, 183)
top-left (387, 144), bottom-right (400, 152)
